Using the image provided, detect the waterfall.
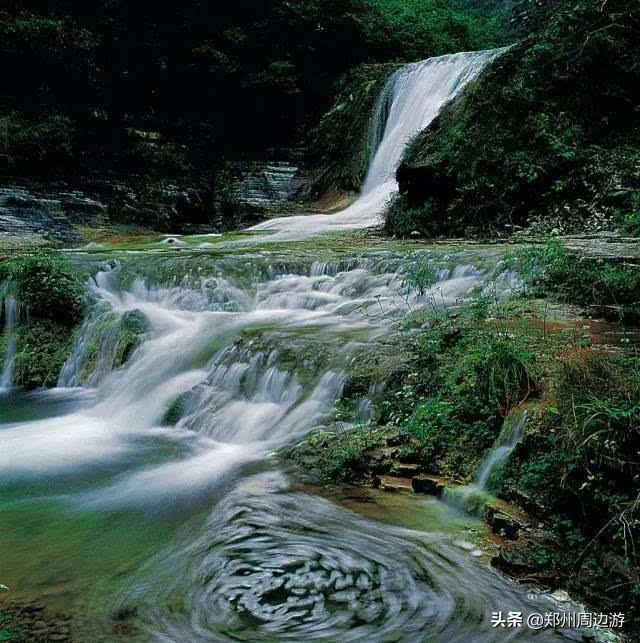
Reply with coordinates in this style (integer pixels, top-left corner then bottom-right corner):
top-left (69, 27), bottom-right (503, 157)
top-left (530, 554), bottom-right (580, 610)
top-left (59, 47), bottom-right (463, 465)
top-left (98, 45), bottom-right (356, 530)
top-left (443, 410), bottom-right (528, 514)
top-left (0, 250), bottom-right (496, 487)
top-left (250, 48), bottom-right (504, 240)
top-left (474, 410), bottom-right (528, 491)
top-left (0, 291), bottom-right (18, 391)
top-left (0, 251), bottom-right (593, 640)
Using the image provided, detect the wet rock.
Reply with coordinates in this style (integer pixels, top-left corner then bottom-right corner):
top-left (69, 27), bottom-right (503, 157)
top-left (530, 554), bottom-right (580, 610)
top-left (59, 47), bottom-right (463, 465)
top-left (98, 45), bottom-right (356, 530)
top-left (0, 598), bottom-right (75, 642)
top-left (234, 161), bottom-right (302, 212)
top-left (412, 474), bottom-right (447, 496)
top-left (385, 434), bottom-right (404, 447)
top-left (492, 528), bottom-right (560, 575)
top-left (161, 236), bottom-right (188, 247)
top-left (485, 501), bottom-right (530, 540)
top-left (488, 511), bottom-right (522, 540)
top-left (390, 462), bottom-right (421, 478)
top-left (493, 545), bottom-right (538, 573)
top-left (375, 476), bottom-right (414, 493)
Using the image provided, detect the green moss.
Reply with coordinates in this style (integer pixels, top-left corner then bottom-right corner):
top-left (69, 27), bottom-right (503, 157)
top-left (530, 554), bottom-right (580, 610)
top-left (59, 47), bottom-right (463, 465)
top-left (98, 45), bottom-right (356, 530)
top-left (161, 393), bottom-right (189, 426)
top-left (393, 0), bottom-right (640, 237)
top-left (309, 63), bottom-right (401, 194)
top-left (13, 321), bottom-right (73, 388)
top-left (0, 250), bottom-right (85, 326)
top-left (114, 310), bottom-right (149, 368)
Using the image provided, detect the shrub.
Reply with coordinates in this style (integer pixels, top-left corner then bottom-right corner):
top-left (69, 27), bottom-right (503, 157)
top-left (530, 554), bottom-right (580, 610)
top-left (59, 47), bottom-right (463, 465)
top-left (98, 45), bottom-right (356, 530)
top-left (501, 349), bottom-right (640, 621)
top-left (1, 113), bottom-right (77, 170)
top-left (0, 251), bottom-right (85, 326)
top-left (392, 0), bottom-right (640, 236)
top-left (13, 321), bottom-right (74, 388)
top-left (508, 241), bottom-right (640, 314)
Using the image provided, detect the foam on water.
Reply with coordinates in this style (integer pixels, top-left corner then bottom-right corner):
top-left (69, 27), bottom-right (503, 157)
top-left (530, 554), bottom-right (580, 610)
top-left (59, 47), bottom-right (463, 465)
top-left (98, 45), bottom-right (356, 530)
top-left (0, 252), bottom-right (492, 497)
top-left (249, 49), bottom-right (504, 241)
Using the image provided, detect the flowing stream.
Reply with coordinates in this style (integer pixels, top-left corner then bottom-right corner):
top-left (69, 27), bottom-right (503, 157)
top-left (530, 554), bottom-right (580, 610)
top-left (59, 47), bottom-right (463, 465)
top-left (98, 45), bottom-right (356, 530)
top-left (0, 290), bottom-right (18, 390)
top-left (0, 251), bottom-right (589, 641)
top-left (0, 49), bottom-right (597, 642)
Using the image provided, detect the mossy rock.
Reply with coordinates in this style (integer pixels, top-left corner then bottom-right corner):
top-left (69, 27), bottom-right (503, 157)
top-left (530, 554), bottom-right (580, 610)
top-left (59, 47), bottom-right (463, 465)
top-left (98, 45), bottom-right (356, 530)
top-left (13, 321), bottom-right (74, 388)
top-left (309, 63), bottom-right (401, 195)
top-left (114, 309), bottom-right (149, 368)
top-left (161, 393), bottom-right (189, 426)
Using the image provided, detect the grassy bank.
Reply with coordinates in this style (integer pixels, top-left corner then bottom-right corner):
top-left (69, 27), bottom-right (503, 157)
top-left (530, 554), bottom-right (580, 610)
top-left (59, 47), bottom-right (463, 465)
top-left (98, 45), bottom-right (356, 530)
top-left (0, 251), bottom-right (85, 387)
top-left (294, 244), bottom-right (640, 632)
top-left (390, 0), bottom-right (640, 238)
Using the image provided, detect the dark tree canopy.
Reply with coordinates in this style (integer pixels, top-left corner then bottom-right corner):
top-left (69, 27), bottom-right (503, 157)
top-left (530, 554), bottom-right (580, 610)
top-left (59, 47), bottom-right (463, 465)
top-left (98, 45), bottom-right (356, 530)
top-left (0, 0), bottom-right (509, 176)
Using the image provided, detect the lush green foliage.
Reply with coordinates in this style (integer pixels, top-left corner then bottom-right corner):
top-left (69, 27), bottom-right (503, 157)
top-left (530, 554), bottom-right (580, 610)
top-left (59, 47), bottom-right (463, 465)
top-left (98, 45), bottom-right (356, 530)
top-left (0, 0), bottom-right (506, 175)
top-left (391, 0), bottom-right (640, 236)
top-left (0, 251), bottom-right (85, 325)
top-left (359, 0), bottom-right (509, 61)
top-left (306, 253), bottom-right (640, 625)
top-left (502, 349), bottom-right (640, 620)
top-left (0, 252), bottom-right (85, 388)
top-left (0, 113), bottom-right (77, 171)
top-left (397, 310), bottom-right (538, 477)
top-left (507, 241), bottom-right (640, 315)
top-left (13, 320), bottom-right (74, 388)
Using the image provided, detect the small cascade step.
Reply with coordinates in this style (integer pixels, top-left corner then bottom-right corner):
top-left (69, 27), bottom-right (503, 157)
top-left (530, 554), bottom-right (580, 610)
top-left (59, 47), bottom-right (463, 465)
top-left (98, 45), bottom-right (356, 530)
top-left (412, 474), bottom-right (449, 497)
top-left (389, 462), bottom-right (421, 478)
top-left (374, 476), bottom-right (414, 494)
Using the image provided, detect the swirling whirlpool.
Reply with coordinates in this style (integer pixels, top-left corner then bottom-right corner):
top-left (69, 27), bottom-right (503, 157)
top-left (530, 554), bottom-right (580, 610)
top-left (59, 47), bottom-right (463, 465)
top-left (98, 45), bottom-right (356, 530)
top-left (114, 473), bottom-right (588, 642)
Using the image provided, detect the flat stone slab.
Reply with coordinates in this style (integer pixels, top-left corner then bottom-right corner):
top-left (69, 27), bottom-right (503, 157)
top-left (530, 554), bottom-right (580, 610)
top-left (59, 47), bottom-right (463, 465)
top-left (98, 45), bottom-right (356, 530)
top-left (375, 476), bottom-right (414, 493)
top-left (560, 234), bottom-right (640, 261)
top-left (390, 462), bottom-right (422, 478)
top-left (412, 474), bottom-right (449, 496)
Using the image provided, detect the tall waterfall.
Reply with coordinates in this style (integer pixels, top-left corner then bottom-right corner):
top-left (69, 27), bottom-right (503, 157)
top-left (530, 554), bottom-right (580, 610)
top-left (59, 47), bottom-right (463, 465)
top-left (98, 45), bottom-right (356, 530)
top-left (0, 292), bottom-right (18, 391)
top-left (250, 49), bottom-right (503, 240)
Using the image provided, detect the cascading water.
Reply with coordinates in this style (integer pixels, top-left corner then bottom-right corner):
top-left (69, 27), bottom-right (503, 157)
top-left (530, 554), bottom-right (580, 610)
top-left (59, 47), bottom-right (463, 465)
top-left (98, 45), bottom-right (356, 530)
top-left (249, 49), bottom-right (504, 240)
top-left (0, 251), bottom-right (595, 640)
top-left (0, 46), bottom-right (596, 641)
top-left (443, 410), bottom-right (529, 514)
top-left (475, 410), bottom-right (528, 490)
top-left (0, 290), bottom-right (18, 391)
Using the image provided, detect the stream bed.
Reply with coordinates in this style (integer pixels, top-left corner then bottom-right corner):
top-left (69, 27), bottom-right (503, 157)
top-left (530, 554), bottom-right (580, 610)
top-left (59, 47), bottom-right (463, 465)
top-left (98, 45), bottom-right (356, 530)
top-left (0, 247), bottom-right (601, 641)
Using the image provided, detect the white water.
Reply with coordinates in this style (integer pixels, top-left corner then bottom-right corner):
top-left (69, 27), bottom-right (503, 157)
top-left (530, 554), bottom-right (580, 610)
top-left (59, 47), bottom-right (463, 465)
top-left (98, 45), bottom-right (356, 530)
top-left (0, 292), bottom-right (18, 391)
top-left (443, 410), bottom-right (529, 514)
top-left (0, 254), bottom-right (489, 495)
top-left (0, 254), bottom-right (595, 640)
top-left (475, 410), bottom-right (528, 490)
top-left (250, 49), bottom-right (503, 241)
top-left (0, 46), bottom-right (594, 640)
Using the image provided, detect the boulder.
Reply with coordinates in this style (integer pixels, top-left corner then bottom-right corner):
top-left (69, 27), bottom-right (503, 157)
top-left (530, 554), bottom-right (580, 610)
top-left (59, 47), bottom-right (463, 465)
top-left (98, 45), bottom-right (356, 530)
top-left (390, 462), bottom-right (421, 478)
top-left (412, 474), bottom-right (447, 496)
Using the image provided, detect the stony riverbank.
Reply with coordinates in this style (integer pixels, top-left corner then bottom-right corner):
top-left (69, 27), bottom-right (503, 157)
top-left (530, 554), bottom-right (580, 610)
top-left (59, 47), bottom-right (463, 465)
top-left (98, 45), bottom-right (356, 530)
top-left (286, 261), bottom-right (640, 636)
